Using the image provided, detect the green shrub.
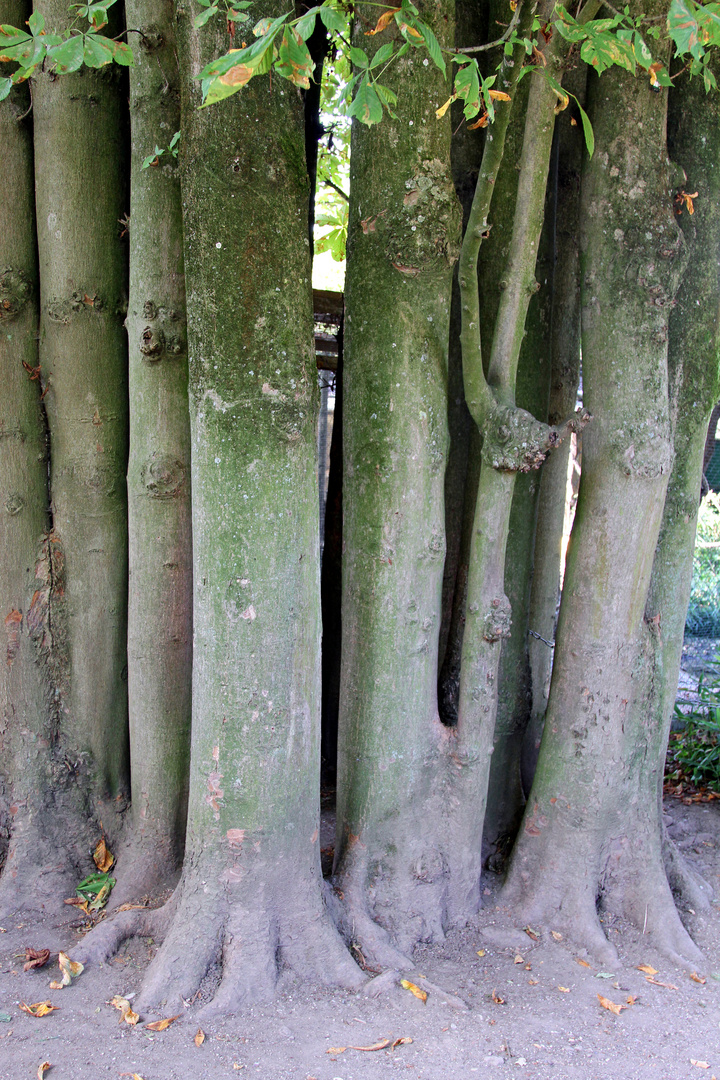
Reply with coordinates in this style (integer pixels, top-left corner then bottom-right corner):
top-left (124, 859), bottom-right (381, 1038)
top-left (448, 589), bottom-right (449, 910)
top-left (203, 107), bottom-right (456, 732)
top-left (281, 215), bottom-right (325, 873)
top-left (667, 663), bottom-right (720, 793)
top-left (685, 492), bottom-right (720, 637)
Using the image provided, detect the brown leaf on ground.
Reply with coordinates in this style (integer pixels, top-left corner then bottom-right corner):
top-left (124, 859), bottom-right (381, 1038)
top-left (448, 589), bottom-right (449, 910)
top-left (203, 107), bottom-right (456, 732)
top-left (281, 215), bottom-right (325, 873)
top-left (348, 1040), bottom-right (391, 1051)
top-left (690, 973), bottom-right (707, 984)
top-left (691, 1062), bottom-right (710, 1070)
top-left (576, 958), bottom-right (592, 968)
top-left (558, 986), bottom-right (570, 993)
top-left (53, 952), bottom-right (83, 989)
top-left (93, 836), bottom-right (115, 873)
top-left (327, 1047), bottom-right (346, 1055)
top-left (391, 1038), bottom-right (413, 1048)
top-left (637, 964), bottom-right (659, 975)
top-left (645, 976), bottom-right (678, 989)
top-left (400, 979), bottom-right (427, 1003)
top-left (119, 1074), bottom-right (146, 1079)
top-left (194, 1029), bottom-right (205, 1046)
top-left (476, 949), bottom-right (486, 957)
top-left (626, 995), bottom-right (639, 1005)
top-left (491, 989), bottom-right (506, 1004)
top-left (37, 1062), bottom-right (51, 1079)
top-left (597, 994), bottom-right (625, 1016)
top-left (110, 996), bottom-right (139, 1026)
top-left (551, 931), bottom-right (563, 941)
top-left (23, 949), bottom-right (50, 972)
top-left (513, 954), bottom-right (524, 964)
top-left (19, 1002), bottom-right (58, 1017)
top-left (524, 926), bottom-right (540, 941)
top-left (145, 1014), bottom-right (182, 1031)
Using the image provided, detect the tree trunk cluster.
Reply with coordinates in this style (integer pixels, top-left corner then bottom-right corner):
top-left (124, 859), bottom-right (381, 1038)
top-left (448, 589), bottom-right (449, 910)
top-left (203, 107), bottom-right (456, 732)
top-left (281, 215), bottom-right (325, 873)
top-left (1, 0), bottom-right (719, 1014)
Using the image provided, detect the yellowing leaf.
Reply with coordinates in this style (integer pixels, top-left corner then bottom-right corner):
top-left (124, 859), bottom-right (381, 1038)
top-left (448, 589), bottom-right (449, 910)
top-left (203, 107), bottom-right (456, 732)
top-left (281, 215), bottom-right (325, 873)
top-left (365, 8), bottom-right (400, 35)
top-left (491, 988), bottom-right (506, 1004)
top-left (558, 986), bottom-right (570, 992)
top-left (93, 836), bottom-right (114, 873)
top-left (467, 111), bottom-right (489, 130)
top-left (348, 1040), bottom-right (392, 1051)
top-left (645, 976), bottom-right (678, 989)
top-left (327, 1047), bottom-right (346, 1054)
top-left (488, 89), bottom-right (511, 101)
top-left (576, 958), bottom-right (592, 968)
top-left (398, 21), bottom-right (422, 39)
top-left (626, 995), bottom-right (638, 1005)
top-left (195, 1028), bottom-right (205, 1046)
top-left (513, 954), bottom-right (524, 964)
top-left (54, 952), bottom-right (83, 988)
top-left (145, 1014), bottom-right (182, 1031)
top-left (392, 1038), bottom-right (413, 1048)
top-left (649, 61), bottom-right (663, 87)
top-left (637, 964), bottom-right (659, 975)
top-left (219, 63), bottom-right (255, 87)
top-left (597, 994), bottom-right (625, 1016)
top-left (691, 1063), bottom-right (711, 1070)
top-left (551, 931), bottom-right (563, 941)
top-left (476, 949), bottom-right (486, 957)
top-left (19, 1002), bottom-right (58, 1017)
top-left (37, 1062), bottom-right (51, 1079)
top-left (690, 973), bottom-right (706, 984)
top-left (435, 95), bottom-right (456, 119)
top-left (111, 996), bottom-right (139, 1026)
top-left (524, 926), bottom-right (540, 941)
top-left (400, 978), bottom-right (427, 1003)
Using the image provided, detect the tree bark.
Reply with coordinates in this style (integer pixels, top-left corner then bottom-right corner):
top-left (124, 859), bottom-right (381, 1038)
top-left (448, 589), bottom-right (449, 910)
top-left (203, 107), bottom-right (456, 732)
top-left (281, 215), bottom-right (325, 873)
top-left (502, 8), bottom-right (701, 967)
top-left (114, 0), bottom-right (192, 906)
top-left (75, 2), bottom-right (365, 1014)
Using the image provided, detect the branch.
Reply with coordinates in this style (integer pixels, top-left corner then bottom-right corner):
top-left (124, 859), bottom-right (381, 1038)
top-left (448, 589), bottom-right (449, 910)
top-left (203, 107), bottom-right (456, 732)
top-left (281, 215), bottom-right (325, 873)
top-left (320, 177), bottom-right (349, 202)
top-left (454, 4), bottom-right (523, 55)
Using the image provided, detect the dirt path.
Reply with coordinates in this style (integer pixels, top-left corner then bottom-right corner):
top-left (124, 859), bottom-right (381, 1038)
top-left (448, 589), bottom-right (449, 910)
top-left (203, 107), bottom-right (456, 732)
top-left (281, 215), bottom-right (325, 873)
top-left (0, 799), bottom-right (718, 1080)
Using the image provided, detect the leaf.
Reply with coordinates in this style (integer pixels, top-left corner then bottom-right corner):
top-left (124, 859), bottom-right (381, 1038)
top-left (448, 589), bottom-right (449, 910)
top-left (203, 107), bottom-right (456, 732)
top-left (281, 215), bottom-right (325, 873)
top-left (551, 931), bottom-right (563, 941)
top-left (194, 3), bottom-right (218, 27)
top-left (513, 954), bottom-right (524, 964)
top-left (637, 964), bottom-right (659, 974)
top-left (348, 1040), bottom-right (392, 1051)
top-left (83, 32), bottom-right (115, 67)
top-left (595, 972), bottom-right (616, 979)
top-left (349, 46), bottom-right (369, 68)
top-left (54, 952), bottom-right (83, 989)
top-left (24, 948), bottom-right (50, 972)
top-left (435, 94), bottom-right (456, 119)
top-left (491, 988), bottom-right (506, 1004)
top-left (366, 8), bottom-right (400, 35)
top-left (575, 100), bottom-right (594, 158)
top-left (524, 926), bottom-right (540, 941)
top-left (597, 993), bottom-right (625, 1015)
top-left (576, 958), bottom-right (592, 968)
top-left (691, 1063), bottom-right (711, 1070)
top-left (0, 1011), bottom-right (11, 1022)
top-left (319, 5), bottom-right (347, 33)
top-left (111, 996), bottom-right (139, 1026)
top-left (46, 35), bottom-right (84, 73)
top-left (347, 76), bottom-right (383, 126)
top-left (668, 0), bottom-right (702, 57)
top-left (400, 978), bottom-right (428, 1003)
top-left (145, 1014), bottom-right (182, 1031)
top-left (327, 1047), bottom-right (346, 1054)
top-left (645, 976), bottom-right (679, 989)
top-left (195, 1028), bottom-right (205, 1046)
top-left (276, 26), bottom-right (315, 88)
top-left (37, 1064), bottom-right (52, 1080)
top-left (19, 1002), bottom-right (59, 1017)
top-left (558, 985), bottom-right (570, 992)
top-left (296, 8), bottom-right (318, 39)
top-left (416, 19), bottom-right (445, 75)
top-left (476, 949), bottom-right (486, 957)
top-left (369, 41), bottom-right (394, 68)
top-left (488, 89), bottom-right (511, 101)
top-left (0, 76), bottom-right (11, 101)
top-left (690, 972), bottom-right (706, 984)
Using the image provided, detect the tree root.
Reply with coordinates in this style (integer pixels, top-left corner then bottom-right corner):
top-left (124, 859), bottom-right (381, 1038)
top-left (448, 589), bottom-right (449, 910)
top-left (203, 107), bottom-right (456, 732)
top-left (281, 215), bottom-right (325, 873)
top-left (662, 830), bottom-right (714, 912)
top-left (70, 899), bottom-right (175, 968)
top-left (106, 837), bottom-right (181, 911)
top-left (0, 813), bottom-right (85, 921)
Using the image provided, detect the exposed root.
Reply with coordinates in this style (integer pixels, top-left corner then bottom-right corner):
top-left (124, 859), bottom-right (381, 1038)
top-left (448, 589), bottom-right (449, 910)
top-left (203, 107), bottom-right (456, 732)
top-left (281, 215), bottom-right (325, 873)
top-left (70, 900), bottom-right (175, 968)
top-left (106, 838), bottom-right (181, 911)
top-left (134, 873), bottom-right (365, 1017)
top-left (663, 830), bottom-right (714, 912)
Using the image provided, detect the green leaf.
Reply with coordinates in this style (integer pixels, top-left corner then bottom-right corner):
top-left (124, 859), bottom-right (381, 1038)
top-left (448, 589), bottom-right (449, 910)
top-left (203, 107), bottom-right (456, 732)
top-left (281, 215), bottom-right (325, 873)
top-left (320, 3), bottom-right (347, 33)
top-left (576, 99), bottom-right (594, 157)
top-left (375, 81), bottom-right (398, 116)
top-left (194, 4), bottom-right (219, 28)
top-left (47, 34), bottom-right (84, 73)
top-left (296, 8), bottom-right (319, 39)
top-left (27, 10), bottom-right (44, 35)
top-left (112, 39), bottom-right (133, 65)
top-left (348, 74), bottom-right (383, 125)
top-left (276, 26), bottom-right (315, 88)
top-left (349, 45), bottom-right (369, 68)
top-left (83, 32), bottom-right (115, 67)
top-left (632, 31), bottom-right (652, 68)
top-left (454, 59), bottom-right (481, 119)
top-left (76, 871), bottom-right (116, 899)
top-left (169, 130), bottom-right (181, 153)
top-left (0, 75), bottom-right (11, 100)
top-left (668, 0), bottom-right (702, 57)
top-left (0, 1011), bottom-right (12, 1022)
top-left (0, 24), bottom-right (33, 62)
top-left (416, 18), bottom-right (445, 75)
top-left (370, 40), bottom-right (394, 68)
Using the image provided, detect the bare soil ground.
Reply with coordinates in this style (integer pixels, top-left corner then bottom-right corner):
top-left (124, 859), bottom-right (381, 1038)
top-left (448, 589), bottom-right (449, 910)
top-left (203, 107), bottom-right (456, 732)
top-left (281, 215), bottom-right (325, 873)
top-left (0, 796), bottom-right (718, 1080)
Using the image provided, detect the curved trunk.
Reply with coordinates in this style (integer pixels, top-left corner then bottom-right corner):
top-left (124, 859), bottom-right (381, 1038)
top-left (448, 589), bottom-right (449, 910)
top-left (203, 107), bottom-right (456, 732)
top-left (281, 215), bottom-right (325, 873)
top-left (82, 2), bottom-right (365, 1015)
top-left (116, 0), bottom-right (192, 905)
top-left (333, 0), bottom-right (461, 966)
top-left (502, 11), bottom-right (701, 967)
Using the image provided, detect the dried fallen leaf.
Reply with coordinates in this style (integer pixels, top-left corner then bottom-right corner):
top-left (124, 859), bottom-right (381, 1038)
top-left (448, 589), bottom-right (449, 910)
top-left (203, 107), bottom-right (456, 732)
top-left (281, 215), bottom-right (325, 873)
top-left (37, 1063), bottom-right (51, 1079)
top-left (400, 978), bottom-right (427, 1003)
top-left (597, 994), bottom-right (625, 1016)
top-left (93, 836), bottom-right (115, 873)
top-left (327, 1047), bottom-right (346, 1055)
top-left (626, 995), bottom-right (639, 1005)
top-left (637, 964), bottom-right (659, 975)
top-left (528, 978), bottom-right (539, 985)
top-left (576, 958), bottom-right (592, 968)
top-left (51, 952), bottom-right (83, 989)
top-left (690, 973), bottom-right (707, 984)
top-left (194, 1028), bottom-right (205, 1047)
top-left (513, 954), bottom-right (524, 965)
top-left (348, 1040), bottom-right (391, 1051)
top-left (491, 989), bottom-right (506, 1004)
top-left (119, 1075), bottom-right (145, 1080)
top-left (558, 986), bottom-right (570, 993)
top-left (691, 1063), bottom-right (710, 1070)
top-left (111, 996), bottom-right (139, 1026)
top-left (476, 949), bottom-right (486, 957)
top-left (19, 1002), bottom-right (58, 1018)
top-left (391, 1038), bottom-right (412, 1048)
top-left (645, 976), bottom-right (678, 989)
top-left (524, 925), bottom-right (540, 941)
top-left (24, 949), bottom-right (50, 972)
top-left (145, 1014), bottom-right (182, 1031)
top-left (551, 931), bottom-right (563, 941)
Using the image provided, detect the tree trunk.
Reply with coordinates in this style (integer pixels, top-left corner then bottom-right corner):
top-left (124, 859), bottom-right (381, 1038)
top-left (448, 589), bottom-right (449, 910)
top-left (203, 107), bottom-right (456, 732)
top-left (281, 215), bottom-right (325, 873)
top-left (75, 2), bottom-right (365, 1015)
top-left (115, 0), bottom-right (192, 906)
top-left (332, 0), bottom-right (461, 968)
top-left (32, 0), bottom-right (130, 823)
top-left (502, 12), bottom-right (701, 966)
top-left (0, 0), bottom-right (59, 914)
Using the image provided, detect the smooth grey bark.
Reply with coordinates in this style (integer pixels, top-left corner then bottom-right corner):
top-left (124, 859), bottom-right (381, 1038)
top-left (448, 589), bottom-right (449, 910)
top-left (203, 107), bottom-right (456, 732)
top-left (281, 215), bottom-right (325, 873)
top-left (32, 0), bottom-right (129, 822)
top-left (75, 2), bottom-right (365, 1014)
top-left (333, 0), bottom-right (461, 967)
top-left (503, 9), bottom-right (703, 967)
top-left (114, 0), bottom-right (192, 906)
